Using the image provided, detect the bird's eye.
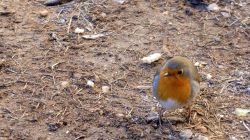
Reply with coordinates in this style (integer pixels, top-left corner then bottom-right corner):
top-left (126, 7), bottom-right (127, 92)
top-left (177, 69), bottom-right (183, 75)
top-left (164, 72), bottom-right (169, 77)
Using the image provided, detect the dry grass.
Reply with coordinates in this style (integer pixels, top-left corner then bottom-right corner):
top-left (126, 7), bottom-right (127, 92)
top-left (0, 0), bottom-right (249, 139)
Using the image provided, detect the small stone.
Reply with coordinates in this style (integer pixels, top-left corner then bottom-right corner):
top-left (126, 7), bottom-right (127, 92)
top-left (39, 9), bottom-right (49, 17)
top-left (207, 3), bottom-right (220, 11)
top-left (218, 65), bottom-right (224, 69)
top-left (206, 74), bottom-right (212, 80)
top-left (194, 135), bottom-right (209, 140)
top-left (163, 11), bottom-right (169, 15)
top-left (185, 8), bottom-right (193, 16)
top-left (102, 86), bottom-right (110, 93)
top-left (247, 87), bottom-right (250, 94)
top-left (47, 123), bottom-right (61, 132)
top-left (221, 12), bottom-right (230, 18)
top-left (229, 136), bottom-right (238, 140)
top-left (100, 12), bottom-right (107, 17)
top-left (113, 0), bottom-right (126, 4)
top-left (116, 113), bottom-right (124, 118)
top-left (195, 61), bottom-right (207, 67)
top-left (58, 18), bottom-right (66, 24)
top-left (99, 110), bottom-right (104, 115)
top-left (141, 53), bottom-right (162, 64)
top-left (86, 80), bottom-right (94, 87)
top-left (146, 112), bottom-right (159, 122)
top-left (213, 36), bottom-right (221, 42)
top-left (179, 129), bottom-right (193, 139)
top-left (74, 27), bottom-right (85, 34)
top-left (0, 59), bottom-right (7, 66)
top-left (194, 62), bottom-right (200, 67)
top-left (61, 81), bottom-right (69, 89)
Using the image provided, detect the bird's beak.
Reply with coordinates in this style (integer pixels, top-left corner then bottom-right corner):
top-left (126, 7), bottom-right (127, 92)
top-left (164, 72), bottom-right (169, 77)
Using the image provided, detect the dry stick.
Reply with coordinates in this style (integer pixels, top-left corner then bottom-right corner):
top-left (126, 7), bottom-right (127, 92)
top-left (67, 16), bottom-right (73, 34)
top-left (62, 107), bottom-right (67, 116)
top-left (219, 83), bottom-right (229, 94)
top-left (243, 121), bottom-right (250, 132)
top-left (64, 45), bottom-right (70, 53)
top-left (57, 9), bottom-right (64, 18)
top-left (127, 108), bottom-right (133, 117)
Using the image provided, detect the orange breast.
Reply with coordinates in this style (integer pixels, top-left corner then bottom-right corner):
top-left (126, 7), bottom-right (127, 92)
top-left (157, 75), bottom-right (191, 104)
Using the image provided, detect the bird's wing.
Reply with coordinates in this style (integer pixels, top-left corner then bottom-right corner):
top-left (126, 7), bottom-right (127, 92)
top-left (152, 70), bottom-right (160, 100)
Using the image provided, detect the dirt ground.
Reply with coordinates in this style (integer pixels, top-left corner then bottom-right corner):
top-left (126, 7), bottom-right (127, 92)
top-left (0, 0), bottom-right (249, 139)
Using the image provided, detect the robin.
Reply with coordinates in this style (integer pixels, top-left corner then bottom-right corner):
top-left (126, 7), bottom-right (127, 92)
top-left (152, 56), bottom-right (201, 125)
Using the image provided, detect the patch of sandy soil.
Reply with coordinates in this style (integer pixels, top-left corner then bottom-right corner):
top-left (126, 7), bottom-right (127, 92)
top-left (0, 0), bottom-right (249, 139)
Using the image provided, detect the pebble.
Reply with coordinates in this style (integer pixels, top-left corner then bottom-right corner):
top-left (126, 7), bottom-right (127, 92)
top-left (195, 61), bottom-right (208, 68)
top-left (113, 0), bottom-right (126, 4)
top-left (206, 74), bottom-right (212, 80)
top-left (0, 59), bottom-right (7, 66)
top-left (100, 12), bottom-right (107, 18)
top-left (86, 80), bottom-right (94, 87)
top-left (194, 135), bottom-right (209, 140)
top-left (146, 112), bottom-right (159, 122)
top-left (47, 123), bottom-right (60, 132)
top-left (221, 12), bottom-right (230, 18)
top-left (99, 110), bottom-right (104, 115)
top-left (207, 3), bottom-right (220, 11)
top-left (194, 62), bottom-right (200, 67)
top-left (247, 87), bottom-right (250, 94)
top-left (74, 27), bottom-right (85, 34)
top-left (229, 136), bottom-right (238, 140)
top-left (102, 86), bottom-right (110, 93)
top-left (39, 9), bottom-right (49, 17)
top-left (58, 18), bottom-right (66, 25)
top-left (179, 129), bottom-right (193, 139)
top-left (141, 53), bottom-right (162, 64)
top-left (61, 81), bottom-right (69, 89)
top-left (116, 113), bottom-right (124, 118)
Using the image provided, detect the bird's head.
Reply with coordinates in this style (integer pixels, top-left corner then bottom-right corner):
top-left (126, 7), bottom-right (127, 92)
top-left (159, 56), bottom-right (194, 84)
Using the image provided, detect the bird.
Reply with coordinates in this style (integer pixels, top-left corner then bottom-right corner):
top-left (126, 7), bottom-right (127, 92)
top-left (152, 56), bottom-right (201, 126)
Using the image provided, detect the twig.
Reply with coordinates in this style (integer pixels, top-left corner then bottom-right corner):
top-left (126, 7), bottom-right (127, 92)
top-left (127, 108), bottom-right (133, 117)
top-left (243, 121), bottom-right (250, 132)
top-left (219, 83), bottom-right (229, 94)
top-left (229, 19), bottom-right (239, 26)
top-left (67, 16), bottom-right (73, 34)
top-left (75, 135), bottom-right (85, 140)
top-left (57, 9), bottom-right (64, 18)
